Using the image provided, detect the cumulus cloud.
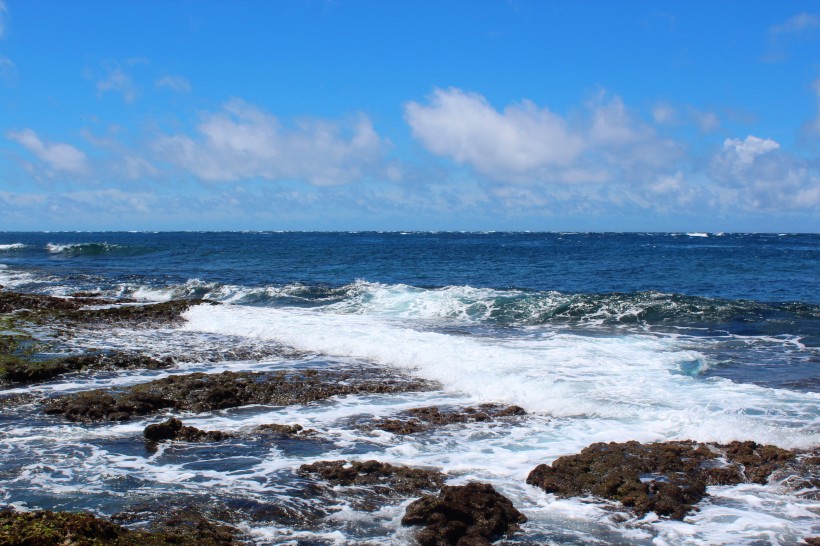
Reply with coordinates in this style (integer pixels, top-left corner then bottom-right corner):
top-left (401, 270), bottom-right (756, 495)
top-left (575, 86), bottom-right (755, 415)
top-left (405, 87), bottom-right (680, 185)
top-left (155, 75), bottom-right (191, 93)
top-left (6, 128), bottom-right (89, 173)
top-left (154, 99), bottom-right (386, 185)
top-left (405, 88), bottom-right (584, 180)
top-left (710, 135), bottom-right (819, 211)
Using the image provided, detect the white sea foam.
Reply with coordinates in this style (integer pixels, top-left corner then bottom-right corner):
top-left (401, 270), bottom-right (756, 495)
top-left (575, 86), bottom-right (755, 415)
top-left (0, 243), bottom-right (26, 251)
top-left (182, 304), bottom-right (820, 449)
top-left (686, 232), bottom-right (709, 238)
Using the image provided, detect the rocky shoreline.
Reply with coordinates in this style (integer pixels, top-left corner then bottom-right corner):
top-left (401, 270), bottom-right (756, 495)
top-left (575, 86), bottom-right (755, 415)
top-left (0, 287), bottom-right (818, 545)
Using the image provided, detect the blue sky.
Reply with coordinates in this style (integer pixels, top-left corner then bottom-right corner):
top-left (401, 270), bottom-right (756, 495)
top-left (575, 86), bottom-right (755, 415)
top-left (0, 1), bottom-right (819, 231)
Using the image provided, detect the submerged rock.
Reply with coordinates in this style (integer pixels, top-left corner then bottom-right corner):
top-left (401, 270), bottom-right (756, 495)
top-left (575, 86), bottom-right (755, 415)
top-left (44, 369), bottom-right (435, 421)
top-left (144, 417), bottom-right (233, 443)
top-left (0, 507), bottom-right (243, 545)
top-left (300, 459), bottom-right (444, 495)
top-left (369, 404), bottom-right (527, 435)
top-left (526, 440), bottom-right (796, 520)
top-left (401, 482), bottom-right (527, 546)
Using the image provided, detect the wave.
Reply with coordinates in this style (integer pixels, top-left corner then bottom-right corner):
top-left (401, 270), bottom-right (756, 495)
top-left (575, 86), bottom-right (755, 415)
top-left (46, 242), bottom-right (124, 256)
top-left (181, 303), bottom-right (819, 449)
top-left (0, 243), bottom-right (27, 251)
top-left (109, 279), bottom-right (820, 337)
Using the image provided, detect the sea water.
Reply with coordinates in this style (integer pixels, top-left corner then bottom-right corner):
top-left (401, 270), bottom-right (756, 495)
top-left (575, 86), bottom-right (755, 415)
top-left (0, 232), bottom-right (817, 544)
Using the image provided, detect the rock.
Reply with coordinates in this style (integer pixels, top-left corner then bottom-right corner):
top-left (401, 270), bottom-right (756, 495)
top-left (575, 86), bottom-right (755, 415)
top-left (256, 423), bottom-right (317, 437)
top-left (401, 482), bottom-right (527, 545)
top-left (300, 460), bottom-right (444, 495)
top-left (526, 441), bottom-right (797, 520)
top-left (724, 441), bottom-right (795, 484)
top-left (369, 404), bottom-right (527, 435)
top-left (0, 351), bottom-right (173, 385)
top-left (144, 417), bottom-right (232, 443)
top-left (45, 369), bottom-right (435, 422)
top-left (0, 288), bottom-right (212, 327)
top-left (0, 507), bottom-right (243, 545)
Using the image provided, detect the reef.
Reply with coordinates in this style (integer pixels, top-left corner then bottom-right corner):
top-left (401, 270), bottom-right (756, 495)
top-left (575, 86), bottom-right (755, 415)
top-left (401, 482), bottom-right (527, 546)
top-left (526, 440), bottom-right (798, 519)
top-left (367, 404), bottom-right (527, 435)
top-left (0, 351), bottom-right (173, 385)
top-left (143, 417), bottom-right (233, 443)
top-left (44, 369), bottom-right (435, 421)
top-left (300, 459), bottom-right (445, 495)
top-left (0, 506), bottom-right (243, 545)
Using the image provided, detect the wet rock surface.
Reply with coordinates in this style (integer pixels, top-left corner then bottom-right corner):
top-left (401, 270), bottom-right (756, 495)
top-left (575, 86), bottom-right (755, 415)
top-left (300, 459), bottom-right (445, 495)
top-left (0, 289), bottom-right (211, 327)
top-left (255, 423), bottom-right (317, 437)
top-left (401, 482), bottom-right (527, 546)
top-left (0, 507), bottom-right (244, 545)
top-left (44, 369), bottom-right (436, 421)
top-left (368, 404), bottom-right (527, 435)
top-left (144, 417), bottom-right (233, 443)
top-left (0, 351), bottom-right (173, 385)
top-left (526, 440), bottom-right (796, 519)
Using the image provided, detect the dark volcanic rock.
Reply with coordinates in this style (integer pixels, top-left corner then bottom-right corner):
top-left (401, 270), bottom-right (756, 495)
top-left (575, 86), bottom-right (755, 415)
top-left (526, 440), bottom-right (797, 520)
top-left (0, 291), bottom-right (83, 314)
top-left (401, 482), bottom-right (527, 546)
top-left (256, 423), bottom-right (317, 437)
top-left (62, 299), bottom-right (214, 327)
top-left (144, 417), bottom-right (232, 443)
top-left (44, 369), bottom-right (434, 421)
top-left (0, 507), bottom-right (243, 545)
top-left (370, 404), bottom-right (527, 435)
top-left (300, 459), bottom-right (444, 495)
top-left (0, 288), bottom-right (211, 327)
top-left (0, 351), bottom-right (173, 385)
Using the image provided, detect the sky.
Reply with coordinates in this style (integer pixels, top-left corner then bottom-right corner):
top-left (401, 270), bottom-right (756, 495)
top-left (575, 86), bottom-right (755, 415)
top-left (0, 1), bottom-right (819, 232)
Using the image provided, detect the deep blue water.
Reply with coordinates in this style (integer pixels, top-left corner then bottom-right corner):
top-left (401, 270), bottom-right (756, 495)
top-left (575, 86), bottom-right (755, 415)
top-left (1, 231), bottom-right (818, 302)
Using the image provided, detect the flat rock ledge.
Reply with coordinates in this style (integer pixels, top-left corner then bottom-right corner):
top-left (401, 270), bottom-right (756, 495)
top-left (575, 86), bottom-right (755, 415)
top-left (401, 482), bottom-right (527, 546)
top-left (0, 507), bottom-right (243, 545)
top-left (44, 369), bottom-right (435, 421)
top-left (368, 404), bottom-right (527, 435)
top-left (526, 440), bottom-right (805, 520)
top-left (300, 459), bottom-right (445, 495)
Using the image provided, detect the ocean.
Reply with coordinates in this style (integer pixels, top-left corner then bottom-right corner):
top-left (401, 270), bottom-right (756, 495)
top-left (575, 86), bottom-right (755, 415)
top-left (0, 231), bottom-right (818, 544)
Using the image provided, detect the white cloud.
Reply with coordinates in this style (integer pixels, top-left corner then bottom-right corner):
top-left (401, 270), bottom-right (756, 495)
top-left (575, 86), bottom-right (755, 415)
top-left (97, 66), bottom-right (138, 102)
top-left (155, 75), bottom-right (191, 93)
top-left (771, 12), bottom-right (820, 34)
top-left (652, 103), bottom-right (677, 124)
top-left (405, 88), bottom-right (584, 181)
top-left (405, 87), bottom-right (680, 185)
top-left (710, 135), bottom-right (819, 211)
top-left (154, 99), bottom-right (385, 185)
top-left (7, 128), bottom-right (89, 173)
